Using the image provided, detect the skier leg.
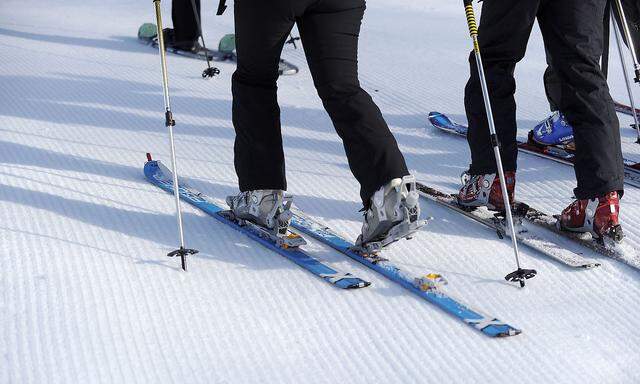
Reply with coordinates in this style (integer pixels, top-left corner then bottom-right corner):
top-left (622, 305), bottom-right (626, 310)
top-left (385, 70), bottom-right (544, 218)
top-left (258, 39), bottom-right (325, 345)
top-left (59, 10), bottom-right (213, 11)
top-left (533, 0), bottom-right (620, 148)
top-left (533, 2), bottom-right (619, 148)
top-left (297, 0), bottom-right (409, 204)
top-left (171, 0), bottom-right (200, 50)
top-left (539, 0), bottom-right (624, 240)
top-left (296, 0), bottom-right (422, 249)
top-left (543, 63), bottom-right (561, 113)
top-left (232, 0), bottom-right (294, 193)
top-left (459, 0), bottom-right (539, 210)
top-left (229, 0), bottom-right (296, 232)
top-left (534, 45), bottom-right (577, 148)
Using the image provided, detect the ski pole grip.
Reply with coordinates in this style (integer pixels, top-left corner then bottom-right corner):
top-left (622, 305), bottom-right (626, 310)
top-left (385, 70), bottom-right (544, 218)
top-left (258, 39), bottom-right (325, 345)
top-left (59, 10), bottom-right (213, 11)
top-left (464, 1), bottom-right (479, 39)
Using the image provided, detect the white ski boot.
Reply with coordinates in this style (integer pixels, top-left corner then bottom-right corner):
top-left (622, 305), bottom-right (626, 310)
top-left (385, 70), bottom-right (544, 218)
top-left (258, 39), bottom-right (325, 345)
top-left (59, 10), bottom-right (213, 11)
top-left (355, 175), bottom-right (426, 253)
top-left (226, 190), bottom-right (305, 247)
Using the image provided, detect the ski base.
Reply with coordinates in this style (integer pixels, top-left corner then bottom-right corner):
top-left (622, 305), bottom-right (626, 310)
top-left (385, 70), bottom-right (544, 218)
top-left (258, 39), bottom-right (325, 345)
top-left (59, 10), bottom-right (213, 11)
top-left (289, 208), bottom-right (521, 337)
top-left (144, 159), bottom-right (370, 289)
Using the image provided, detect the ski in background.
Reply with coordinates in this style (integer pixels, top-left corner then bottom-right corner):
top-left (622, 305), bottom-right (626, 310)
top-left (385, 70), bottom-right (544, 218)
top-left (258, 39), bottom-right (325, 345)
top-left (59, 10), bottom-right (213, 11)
top-left (289, 208), bottom-right (522, 337)
top-left (144, 157), bottom-right (370, 289)
top-left (138, 24), bottom-right (299, 76)
top-left (426, 112), bottom-right (640, 269)
top-left (416, 184), bottom-right (600, 269)
top-left (615, 100), bottom-right (640, 120)
top-left (427, 111), bottom-right (640, 189)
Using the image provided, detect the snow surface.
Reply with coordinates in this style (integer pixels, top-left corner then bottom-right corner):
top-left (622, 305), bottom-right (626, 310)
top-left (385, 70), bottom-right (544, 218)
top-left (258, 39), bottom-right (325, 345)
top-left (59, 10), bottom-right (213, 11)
top-left (2, 0), bottom-right (640, 383)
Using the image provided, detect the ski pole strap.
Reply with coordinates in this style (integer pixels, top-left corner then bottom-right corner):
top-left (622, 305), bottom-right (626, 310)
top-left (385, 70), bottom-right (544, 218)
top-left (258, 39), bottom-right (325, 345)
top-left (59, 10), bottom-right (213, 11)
top-left (165, 110), bottom-right (175, 127)
top-left (217, 0), bottom-right (227, 15)
top-left (490, 133), bottom-right (500, 148)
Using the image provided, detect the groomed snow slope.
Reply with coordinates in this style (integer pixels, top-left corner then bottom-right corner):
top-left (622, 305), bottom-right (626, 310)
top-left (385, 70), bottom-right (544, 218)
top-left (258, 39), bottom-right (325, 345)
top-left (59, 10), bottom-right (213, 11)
top-left (1, 1), bottom-right (639, 383)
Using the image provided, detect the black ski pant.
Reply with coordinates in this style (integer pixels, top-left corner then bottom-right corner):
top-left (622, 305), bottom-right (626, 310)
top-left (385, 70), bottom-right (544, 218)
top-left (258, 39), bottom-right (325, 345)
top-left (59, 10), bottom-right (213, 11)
top-left (545, 0), bottom-right (640, 111)
top-left (465, 0), bottom-right (624, 200)
top-left (232, 0), bottom-right (409, 206)
top-left (171, 0), bottom-right (200, 47)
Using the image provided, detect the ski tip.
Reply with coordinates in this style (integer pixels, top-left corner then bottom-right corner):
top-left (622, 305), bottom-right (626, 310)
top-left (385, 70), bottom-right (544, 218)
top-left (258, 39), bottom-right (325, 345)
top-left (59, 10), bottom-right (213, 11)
top-left (345, 279), bottom-right (372, 289)
top-left (336, 278), bottom-right (372, 289)
top-left (146, 152), bottom-right (153, 162)
top-left (427, 111), bottom-right (442, 120)
top-left (467, 318), bottom-right (522, 337)
top-left (496, 327), bottom-right (523, 337)
top-left (427, 111), bottom-right (456, 129)
top-left (479, 324), bottom-right (522, 337)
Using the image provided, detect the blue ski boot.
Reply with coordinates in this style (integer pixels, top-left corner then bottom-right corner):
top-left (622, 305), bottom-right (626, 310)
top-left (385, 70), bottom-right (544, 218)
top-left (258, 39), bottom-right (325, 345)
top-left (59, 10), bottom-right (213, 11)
top-left (531, 111), bottom-right (574, 146)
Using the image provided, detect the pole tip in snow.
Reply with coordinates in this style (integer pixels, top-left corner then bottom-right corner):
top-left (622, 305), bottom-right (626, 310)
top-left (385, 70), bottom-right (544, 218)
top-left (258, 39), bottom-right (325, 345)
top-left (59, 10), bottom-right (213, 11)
top-left (505, 268), bottom-right (537, 288)
top-left (167, 247), bottom-right (199, 271)
top-left (202, 67), bottom-right (221, 79)
top-left (146, 153), bottom-right (153, 162)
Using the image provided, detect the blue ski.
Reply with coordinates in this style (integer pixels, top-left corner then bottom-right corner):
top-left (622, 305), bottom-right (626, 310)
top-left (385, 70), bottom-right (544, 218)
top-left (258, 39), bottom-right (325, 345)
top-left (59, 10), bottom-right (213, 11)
top-left (144, 159), bottom-right (370, 289)
top-left (428, 111), bottom-right (640, 188)
top-left (289, 209), bottom-right (521, 337)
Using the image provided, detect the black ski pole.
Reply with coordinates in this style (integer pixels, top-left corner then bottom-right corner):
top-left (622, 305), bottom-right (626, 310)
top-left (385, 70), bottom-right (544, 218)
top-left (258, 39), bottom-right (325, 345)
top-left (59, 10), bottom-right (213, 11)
top-left (153, 0), bottom-right (199, 271)
top-left (613, 0), bottom-right (640, 82)
top-left (612, 10), bottom-right (640, 142)
top-left (602, 0), bottom-right (611, 79)
top-left (189, 0), bottom-right (220, 78)
top-left (462, 0), bottom-right (536, 287)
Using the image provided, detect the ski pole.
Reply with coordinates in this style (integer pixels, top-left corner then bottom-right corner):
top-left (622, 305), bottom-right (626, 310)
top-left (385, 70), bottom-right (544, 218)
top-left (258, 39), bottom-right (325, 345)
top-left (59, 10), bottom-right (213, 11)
top-left (613, 0), bottom-right (640, 82)
top-left (189, 0), bottom-right (220, 79)
top-left (153, 0), bottom-right (199, 271)
top-left (462, 0), bottom-right (536, 287)
top-left (612, 9), bottom-right (640, 142)
top-left (603, 1), bottom-right (612, 79)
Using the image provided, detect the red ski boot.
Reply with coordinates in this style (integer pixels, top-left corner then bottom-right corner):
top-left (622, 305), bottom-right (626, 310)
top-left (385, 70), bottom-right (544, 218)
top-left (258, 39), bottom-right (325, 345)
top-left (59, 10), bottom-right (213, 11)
top-left (558, 191), bottom-right (624, 242)
top-left (458, 171), bottom-right (516, 211)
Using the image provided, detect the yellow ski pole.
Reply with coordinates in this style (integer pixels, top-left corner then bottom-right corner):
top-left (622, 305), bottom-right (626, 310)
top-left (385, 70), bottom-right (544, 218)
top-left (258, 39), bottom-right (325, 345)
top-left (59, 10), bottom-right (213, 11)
top-left (463, 0), bottom-right (536, 287)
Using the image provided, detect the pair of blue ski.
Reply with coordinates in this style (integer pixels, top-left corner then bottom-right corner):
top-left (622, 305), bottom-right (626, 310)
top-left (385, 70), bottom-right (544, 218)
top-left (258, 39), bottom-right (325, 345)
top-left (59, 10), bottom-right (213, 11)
top-left (144, 158), bottom-right (521, 337)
